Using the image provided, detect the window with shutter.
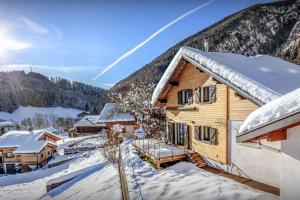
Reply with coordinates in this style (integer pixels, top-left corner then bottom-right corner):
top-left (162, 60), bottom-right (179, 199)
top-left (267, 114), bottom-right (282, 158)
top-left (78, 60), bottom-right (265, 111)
top-left (187, 89), bottom-right (193, 104)
top-left (202, 87), bottom-right (209, 103)
top-left (195, 88), bottom-right (201, 104)
top-left (209, 85), bottom-right (216, 103)
top-left (209, 128), bottom-right (217, 145)
top-left (203, 126), bottom-right (210, 141)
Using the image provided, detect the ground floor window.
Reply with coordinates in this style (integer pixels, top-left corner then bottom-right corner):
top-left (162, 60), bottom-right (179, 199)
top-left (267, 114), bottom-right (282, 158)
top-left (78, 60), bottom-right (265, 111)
top-left (194, 125), bottom-right (217, 145)
top-left (168, 122), bottom-right (189, 146)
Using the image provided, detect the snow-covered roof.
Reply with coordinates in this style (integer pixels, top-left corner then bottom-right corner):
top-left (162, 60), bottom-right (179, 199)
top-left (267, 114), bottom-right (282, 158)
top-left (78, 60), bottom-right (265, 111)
top-left (74, 115), bottom-right (105, 127)
top-left (0, 129), bottom-right (58, 154)
top-left (44, 127), bottom-right (58, 133)
top-left (152, 46), bottom-right (300, 106)
top-left (98, 103), bottom-right (135, 123)
top-left (237, 88), bottom-right (300, 142)
top-left (0, 120), bottom-right (16, 127)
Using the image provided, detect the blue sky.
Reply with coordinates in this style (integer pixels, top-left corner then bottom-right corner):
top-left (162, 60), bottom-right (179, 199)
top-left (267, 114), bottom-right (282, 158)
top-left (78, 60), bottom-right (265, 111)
top-left (0, 0), bottom-right (274, 88)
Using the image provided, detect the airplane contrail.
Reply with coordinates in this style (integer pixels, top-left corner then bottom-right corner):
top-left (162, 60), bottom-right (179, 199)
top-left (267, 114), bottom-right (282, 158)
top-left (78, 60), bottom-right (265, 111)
top-left (93, 0), bottom-right (215, 80)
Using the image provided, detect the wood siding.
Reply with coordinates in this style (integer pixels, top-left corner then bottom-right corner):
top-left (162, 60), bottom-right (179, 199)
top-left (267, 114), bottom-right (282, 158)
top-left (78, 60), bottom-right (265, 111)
top-left (163, 62), bottom-right (258, 164)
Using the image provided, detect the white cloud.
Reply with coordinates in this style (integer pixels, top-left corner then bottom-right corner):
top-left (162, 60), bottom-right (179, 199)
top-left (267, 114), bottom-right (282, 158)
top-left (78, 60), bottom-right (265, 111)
top-left (21, 16), bottom-right (49, 34)
top-left (0, 26), bottom-right (31, 54)
top-left (0, 64), bottom-right (100, 73)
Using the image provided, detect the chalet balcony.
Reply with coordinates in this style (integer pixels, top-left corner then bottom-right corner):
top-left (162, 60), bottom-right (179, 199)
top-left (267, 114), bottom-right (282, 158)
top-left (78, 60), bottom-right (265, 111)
top-left (132, 138), bottom-right (189, 168)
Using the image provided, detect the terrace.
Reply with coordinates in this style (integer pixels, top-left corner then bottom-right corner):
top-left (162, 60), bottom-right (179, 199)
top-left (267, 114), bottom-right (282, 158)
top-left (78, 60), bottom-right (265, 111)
top-left (132, 139), bottom-right (189, 168)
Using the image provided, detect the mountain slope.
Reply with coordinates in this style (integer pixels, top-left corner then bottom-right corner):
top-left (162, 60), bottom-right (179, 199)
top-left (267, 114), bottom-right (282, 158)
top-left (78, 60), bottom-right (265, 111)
top-left (111, 0), bottom-right (300, 93)
top-left (0, 71), bottom-right (108, 113)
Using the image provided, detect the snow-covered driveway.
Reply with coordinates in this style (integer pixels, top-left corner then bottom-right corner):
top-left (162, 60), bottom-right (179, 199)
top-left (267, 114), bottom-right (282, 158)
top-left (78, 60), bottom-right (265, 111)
top-left (122, 139), bottom-right (279, 200)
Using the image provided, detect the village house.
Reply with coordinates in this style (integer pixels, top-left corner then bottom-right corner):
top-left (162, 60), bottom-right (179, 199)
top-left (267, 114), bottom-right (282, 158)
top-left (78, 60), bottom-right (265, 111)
top-left (98, 103), bottom-right (136, 133)
top-left (237, 88), bottom-right (300, 200)
top-left (0, 129), bottom-right (60, 174)
top-left (0, 119), bottom-right (16, 135)
top-left (73, 115), bottom-right (106, 137)
top-left (151, 46), bottom-right (300, 189)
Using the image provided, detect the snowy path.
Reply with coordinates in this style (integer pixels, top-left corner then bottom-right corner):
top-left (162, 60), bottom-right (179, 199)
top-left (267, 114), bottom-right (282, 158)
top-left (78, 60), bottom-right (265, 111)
top-left (122, 139), bottom-right (279, 200)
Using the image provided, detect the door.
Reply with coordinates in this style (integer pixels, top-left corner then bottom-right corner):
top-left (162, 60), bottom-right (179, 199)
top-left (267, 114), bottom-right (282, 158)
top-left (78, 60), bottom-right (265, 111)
top-left (5, 164), bottom-right (16, 174)
top-left (168, 123), bottom-right (189, 146)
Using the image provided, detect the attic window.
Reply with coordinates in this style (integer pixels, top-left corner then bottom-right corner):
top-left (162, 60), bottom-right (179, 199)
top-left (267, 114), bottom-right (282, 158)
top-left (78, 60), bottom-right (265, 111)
top-left (235, 92), bottom-right (246, 100)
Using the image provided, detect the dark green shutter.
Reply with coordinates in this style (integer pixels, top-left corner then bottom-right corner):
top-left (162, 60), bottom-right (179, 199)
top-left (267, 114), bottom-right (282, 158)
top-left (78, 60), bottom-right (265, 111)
top-left (209, 127), bottom-right (217, 144)
top-left (177, 91), bottom-right (182, 104)
top-left (209, 85), bottom-right (216, 103)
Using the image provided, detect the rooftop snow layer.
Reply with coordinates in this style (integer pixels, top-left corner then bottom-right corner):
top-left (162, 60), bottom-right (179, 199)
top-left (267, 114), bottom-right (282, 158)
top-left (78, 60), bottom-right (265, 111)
top-left (0, 129), bottom-right (58, 154)
top-left (239, 88), bottom-right (300, 134)
top-left (98, 103), bottom-right (135, 123)
top-left (74, 115), bottom-right (105, 127)
top-left (151, 46), bottom-right (300, 105)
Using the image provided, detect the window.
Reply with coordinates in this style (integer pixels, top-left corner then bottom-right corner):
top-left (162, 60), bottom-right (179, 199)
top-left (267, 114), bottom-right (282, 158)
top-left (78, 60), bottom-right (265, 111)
top-left (203, 87), bottom-right (210, 103)
top-left (5, 152), bottom-right (14, 158)
top-left (194, 126), bottom-right (217, 145)
top-left (177, 89), bottom-right (193, 105)
top-left (41, 153), bottom-right (44, 158)
top-left (47, 151), bottom-right (50, 156)
top-left (195, 85), bottom-right (216, 104)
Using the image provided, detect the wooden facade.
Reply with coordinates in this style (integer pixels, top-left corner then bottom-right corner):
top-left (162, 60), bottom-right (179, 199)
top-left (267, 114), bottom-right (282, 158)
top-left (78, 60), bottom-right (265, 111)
top-left (155, 60), bottom-right (258, 164)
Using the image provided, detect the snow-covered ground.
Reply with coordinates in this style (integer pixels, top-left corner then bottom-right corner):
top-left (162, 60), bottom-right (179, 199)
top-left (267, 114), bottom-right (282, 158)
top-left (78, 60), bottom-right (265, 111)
top-left (0, 106), bottom-right (83, 122)
top-left (123, 139), bottom-right (279, 200)
top-left (0, 137), bottom-right (120, 200)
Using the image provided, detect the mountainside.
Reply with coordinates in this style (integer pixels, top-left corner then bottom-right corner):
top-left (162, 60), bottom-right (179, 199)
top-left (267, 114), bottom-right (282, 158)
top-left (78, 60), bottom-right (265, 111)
top-left (111, 0), bottom-right (300, 93)
top-left (0, 71), bottom-right (108, 113)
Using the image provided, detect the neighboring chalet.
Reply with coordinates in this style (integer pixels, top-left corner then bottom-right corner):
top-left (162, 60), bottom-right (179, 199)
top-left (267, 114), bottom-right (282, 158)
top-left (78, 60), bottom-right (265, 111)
top-left (237, 88), bottom-right (300, 200)
top-left (73, 115), bottom-right (105, 136)
top-left (0, 129), bottom-right (60, 174)
top-left (98, 103), bottom-right (136, 133)
top-left (152, 46), bottom-right (300, 189)
top-left (77, 111), bottom-right (90, 119)
top-left (0, 120), bottom-right (16, 135)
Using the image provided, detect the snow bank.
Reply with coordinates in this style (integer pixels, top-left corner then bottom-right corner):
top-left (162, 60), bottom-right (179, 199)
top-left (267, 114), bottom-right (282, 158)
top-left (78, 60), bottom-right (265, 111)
top-left (0, 106), bottom-right (83, 122)
top-left (122, 139), bottom-right (278, 200)
top-left (152, 46), bottom-right (300, 105)
top-left (239, 88), bottom-right (300, 134)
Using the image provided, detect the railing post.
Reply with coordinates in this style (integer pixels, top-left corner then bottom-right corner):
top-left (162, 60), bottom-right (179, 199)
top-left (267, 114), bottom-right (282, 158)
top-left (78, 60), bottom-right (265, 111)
top-left (158, 142), bottom-right (160, 160)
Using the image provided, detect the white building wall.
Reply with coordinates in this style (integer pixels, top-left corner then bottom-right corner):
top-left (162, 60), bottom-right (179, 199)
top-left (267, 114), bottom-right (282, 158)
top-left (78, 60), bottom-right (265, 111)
top-left (205, 120), bottom-right (280, 187)
top-left (280, 125), bottom-right (300, 200)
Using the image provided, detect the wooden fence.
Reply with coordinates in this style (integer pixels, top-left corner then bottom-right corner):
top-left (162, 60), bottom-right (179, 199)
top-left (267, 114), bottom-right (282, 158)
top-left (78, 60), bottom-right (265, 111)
top-left (118, 145), bottom-right (129, 200)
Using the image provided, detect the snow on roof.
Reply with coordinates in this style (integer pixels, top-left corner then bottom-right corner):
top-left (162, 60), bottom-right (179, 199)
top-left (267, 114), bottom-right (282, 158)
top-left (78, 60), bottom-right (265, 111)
top-left (44, 127), bottom-right (58, 133)
top-left (74, 115), bottom-right (105, 127)
top-left (239, 88), bottom-right (300, 135)
top-left (0, 129), bottom-right (58, 154)
top-left (151, 46), bottom-right (300, 105)
top-left (98, 103), bottom-right (135, 123)
top-left (0, 120), bottom-right (16, 127)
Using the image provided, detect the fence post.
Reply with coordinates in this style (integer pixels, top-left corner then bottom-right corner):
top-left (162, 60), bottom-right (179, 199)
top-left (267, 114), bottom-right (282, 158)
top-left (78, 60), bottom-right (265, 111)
top-left (118, 145), bottom-right (129, 200)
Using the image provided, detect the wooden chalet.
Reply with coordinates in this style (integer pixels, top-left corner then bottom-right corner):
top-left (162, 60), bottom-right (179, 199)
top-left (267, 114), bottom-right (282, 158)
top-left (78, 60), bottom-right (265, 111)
top-left (0, 129), bottom-right (60, 174)
top-left (98, 103), bottom-right (136, 133)
top-left (73, 115), bottom-right (105, 136)
top-left (151, 46), bottom-right (300, 188)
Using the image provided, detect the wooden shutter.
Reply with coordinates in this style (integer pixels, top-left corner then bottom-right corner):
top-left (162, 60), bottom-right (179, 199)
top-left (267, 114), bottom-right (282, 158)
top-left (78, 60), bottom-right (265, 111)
top-left (209, 85), bottom-right (216, 103)
top-left (195, 88), bottom-right (201, 104)
top-left (177, 91), bottom-right (182, 105)
top-left (194, 126), bottom-right (199, 140)
top-left (187, 89), bottom-right (193, 104)
top-left (200, 87), bottom-right (204, 103)
top-left (209, 127), bottom-right (217, 145)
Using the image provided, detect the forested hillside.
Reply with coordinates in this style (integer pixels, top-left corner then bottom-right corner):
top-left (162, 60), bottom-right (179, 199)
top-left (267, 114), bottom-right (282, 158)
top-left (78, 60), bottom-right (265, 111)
top-left (0, 71), bottom-right (108, 113)
top-left (111, 0), bottom-right (300, 93)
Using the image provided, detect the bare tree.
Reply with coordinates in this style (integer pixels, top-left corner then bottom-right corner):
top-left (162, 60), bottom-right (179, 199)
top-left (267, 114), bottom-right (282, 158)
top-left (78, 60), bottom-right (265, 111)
top-left (109, 82), bottom-right (165, 138)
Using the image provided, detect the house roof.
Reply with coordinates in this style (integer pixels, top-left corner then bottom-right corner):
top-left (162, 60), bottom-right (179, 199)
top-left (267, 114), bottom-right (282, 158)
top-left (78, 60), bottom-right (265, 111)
top-left (74, 115), bottom-right (105, 127)
top-left (237, 88), bottom-right (300, 142)
top-left (151, 46), bottom-right (300, 106)
top-left (0, 129), bottom-right (59, 154)
top-left (0, 120), bottom-right (16, 127)
top-left (98, 103), bottom-right (135, 123)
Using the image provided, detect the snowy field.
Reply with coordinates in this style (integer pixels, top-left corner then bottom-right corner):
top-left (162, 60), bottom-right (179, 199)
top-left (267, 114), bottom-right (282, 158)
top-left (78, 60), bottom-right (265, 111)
top-left (0, 138), bottom-right (279, 200)
top-left (0, 106), bottom-right (83, 122)
top-left (0, 137), bottom-right (120, 200)
top-left (123, 139), bottom-right (279, 200)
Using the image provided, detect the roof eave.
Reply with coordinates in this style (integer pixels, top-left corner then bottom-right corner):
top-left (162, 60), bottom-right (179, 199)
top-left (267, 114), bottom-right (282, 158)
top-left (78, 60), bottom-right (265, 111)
top-left (237, 110), bottom-right (300, 143)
